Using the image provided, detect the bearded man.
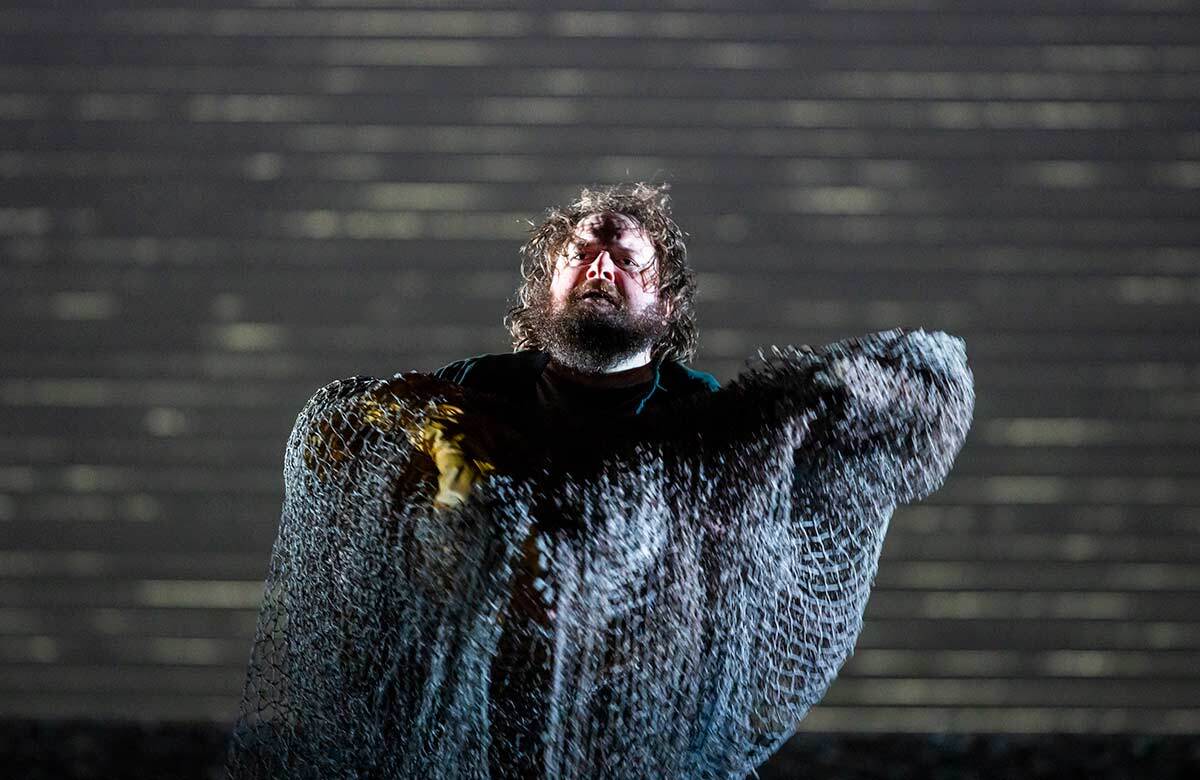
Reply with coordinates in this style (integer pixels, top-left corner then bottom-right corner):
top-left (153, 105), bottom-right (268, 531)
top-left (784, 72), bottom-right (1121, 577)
top-left (428, 187), bottom-right (720, 509)
top-left (227, 183), bottom-right (975, 780)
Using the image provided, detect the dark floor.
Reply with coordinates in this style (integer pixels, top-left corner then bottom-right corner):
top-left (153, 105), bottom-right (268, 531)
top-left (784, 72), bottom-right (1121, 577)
top-left (2, 721), bottom-right (1197, 779)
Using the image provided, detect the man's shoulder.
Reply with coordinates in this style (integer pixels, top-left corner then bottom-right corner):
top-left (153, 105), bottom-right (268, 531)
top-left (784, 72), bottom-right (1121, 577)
top-left (434, 350), bottom-right (550, 389)
top-left (660, 360), bottom-right (721, 395)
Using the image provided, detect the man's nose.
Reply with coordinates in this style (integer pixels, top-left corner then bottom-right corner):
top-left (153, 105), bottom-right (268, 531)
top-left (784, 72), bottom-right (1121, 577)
top-left (585, 250), bottom-right (616, 281)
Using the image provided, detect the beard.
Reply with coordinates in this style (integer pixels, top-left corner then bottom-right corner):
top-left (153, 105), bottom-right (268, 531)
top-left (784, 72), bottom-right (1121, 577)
top-left (528, 281), bottom-right (669, 373)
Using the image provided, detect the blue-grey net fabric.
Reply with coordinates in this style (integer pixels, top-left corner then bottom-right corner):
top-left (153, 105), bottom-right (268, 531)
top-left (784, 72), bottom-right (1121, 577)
top-left (226, 328), bottom-right (974, 779)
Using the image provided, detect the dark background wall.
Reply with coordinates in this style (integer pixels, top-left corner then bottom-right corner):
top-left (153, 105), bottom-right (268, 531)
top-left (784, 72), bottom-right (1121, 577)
top-left (2, 0), bottom-right (1198, 752)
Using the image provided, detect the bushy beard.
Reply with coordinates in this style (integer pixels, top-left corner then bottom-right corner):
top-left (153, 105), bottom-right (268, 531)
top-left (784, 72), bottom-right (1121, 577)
top-left (529, 281), bottom-right (669, 373)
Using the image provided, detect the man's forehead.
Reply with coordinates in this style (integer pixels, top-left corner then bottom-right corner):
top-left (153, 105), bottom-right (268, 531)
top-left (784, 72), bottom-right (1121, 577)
top-left (571, 212), bottom-right (648, 244)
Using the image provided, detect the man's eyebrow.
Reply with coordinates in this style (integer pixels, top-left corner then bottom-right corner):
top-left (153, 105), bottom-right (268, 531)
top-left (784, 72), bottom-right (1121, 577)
top-left (569, 235), bottom-right (643, 250)
top-left (566, 238), bottom-right (608, 252)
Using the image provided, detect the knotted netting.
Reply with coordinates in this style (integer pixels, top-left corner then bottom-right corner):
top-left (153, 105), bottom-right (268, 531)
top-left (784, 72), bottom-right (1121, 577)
top-left (226, 328), bottom-right (974, 779)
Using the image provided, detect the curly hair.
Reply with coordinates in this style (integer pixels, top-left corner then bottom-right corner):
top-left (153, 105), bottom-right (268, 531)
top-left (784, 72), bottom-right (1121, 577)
top-left (505, 182), bottom-right (699, 364)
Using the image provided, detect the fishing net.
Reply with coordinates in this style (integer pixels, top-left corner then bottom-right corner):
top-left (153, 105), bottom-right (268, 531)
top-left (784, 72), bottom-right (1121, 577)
top-left (226, 328), bottom-right (974, 779)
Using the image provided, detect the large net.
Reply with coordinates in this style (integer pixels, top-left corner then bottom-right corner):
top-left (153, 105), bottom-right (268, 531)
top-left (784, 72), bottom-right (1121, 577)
top-left (226, 328), bottom-right (974, 779)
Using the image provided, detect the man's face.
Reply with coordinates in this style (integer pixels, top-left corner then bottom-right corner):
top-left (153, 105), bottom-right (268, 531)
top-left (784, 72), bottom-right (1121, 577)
top-left (534, 212), bottom-right (669, 372)
top-left (548, 212), bottom-right (662, 318)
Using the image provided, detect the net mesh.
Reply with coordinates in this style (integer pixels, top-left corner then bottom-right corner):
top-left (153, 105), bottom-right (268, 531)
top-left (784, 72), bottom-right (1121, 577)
top-left (225, 328), bottom-right (974, 779)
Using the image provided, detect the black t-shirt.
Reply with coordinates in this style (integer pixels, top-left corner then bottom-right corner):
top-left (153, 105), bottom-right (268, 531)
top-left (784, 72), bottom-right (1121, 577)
top-left (433, 350), bottom-right (720, 421)
top-left (534, 359), bottom-right (659, 419)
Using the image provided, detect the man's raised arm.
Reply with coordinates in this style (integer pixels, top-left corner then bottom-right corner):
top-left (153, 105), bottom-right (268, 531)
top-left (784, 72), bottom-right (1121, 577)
top-left (786, 327), bottom-right (975, 508)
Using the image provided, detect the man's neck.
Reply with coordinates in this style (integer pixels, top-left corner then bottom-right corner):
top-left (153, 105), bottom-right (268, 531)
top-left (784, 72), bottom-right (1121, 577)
top-left (602, 350), bottom-right (652, 374)
top-left (543, 349), bottom-right (653, 376)
top-left (544, 350), bottom-right (655, 386)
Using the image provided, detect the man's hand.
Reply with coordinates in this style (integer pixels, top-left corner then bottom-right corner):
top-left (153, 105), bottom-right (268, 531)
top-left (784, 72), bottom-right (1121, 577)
top-left (410, 404), bottom-right (495, 510)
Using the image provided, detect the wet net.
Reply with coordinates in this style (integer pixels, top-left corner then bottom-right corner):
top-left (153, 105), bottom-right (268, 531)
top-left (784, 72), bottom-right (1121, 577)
top-left (226, 328), bottom-right (974, 779)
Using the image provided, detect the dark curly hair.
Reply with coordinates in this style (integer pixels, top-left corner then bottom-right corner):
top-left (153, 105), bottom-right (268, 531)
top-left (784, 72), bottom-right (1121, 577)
top-left (505, 182), bottom-right (699, 364)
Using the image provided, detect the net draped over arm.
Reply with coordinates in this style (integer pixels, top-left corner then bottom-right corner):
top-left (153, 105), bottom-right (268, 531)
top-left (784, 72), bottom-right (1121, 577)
top-left (226, 374), bottom-right (535, 779)
top-left (712, 328), bottom-right (974, 763)
top-left (784, 327), bottom-right (975, 507)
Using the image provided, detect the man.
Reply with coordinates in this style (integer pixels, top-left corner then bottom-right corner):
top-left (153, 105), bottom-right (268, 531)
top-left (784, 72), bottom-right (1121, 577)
top-left (418, 185), bottom-right (723, 778)
top-left (227, 182), bottom-right (974, 780)
top-left (425, 183), bottom-right (719, 508)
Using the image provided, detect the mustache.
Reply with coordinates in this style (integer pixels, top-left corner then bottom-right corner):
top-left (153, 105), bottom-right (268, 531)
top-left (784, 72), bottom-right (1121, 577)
top-left (569, 280), bottom-right (622, 304)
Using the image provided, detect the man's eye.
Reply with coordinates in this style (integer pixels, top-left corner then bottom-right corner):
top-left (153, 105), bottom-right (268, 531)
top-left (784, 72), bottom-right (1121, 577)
top-left (563, 250), bottom-right (644, 269)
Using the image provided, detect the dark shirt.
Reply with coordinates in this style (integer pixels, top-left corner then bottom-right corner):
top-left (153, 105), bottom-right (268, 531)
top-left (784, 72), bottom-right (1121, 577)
top-left (434, 349), bottom-right (720, 419)
top-left (535, 360), bottom-right (659, 418)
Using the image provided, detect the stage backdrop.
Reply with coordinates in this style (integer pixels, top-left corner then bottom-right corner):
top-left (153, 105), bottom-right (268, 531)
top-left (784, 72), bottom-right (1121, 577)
top-left (2, 0), bottom-right (1198, 741)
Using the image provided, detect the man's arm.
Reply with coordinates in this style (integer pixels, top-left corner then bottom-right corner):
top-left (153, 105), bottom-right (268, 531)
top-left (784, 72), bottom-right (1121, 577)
top-left (733, 329), bottom-right (972, 746)
top-left (288, 373), bottom-right (492, 510)
top-left (787, 328), bottom-right (974, 508)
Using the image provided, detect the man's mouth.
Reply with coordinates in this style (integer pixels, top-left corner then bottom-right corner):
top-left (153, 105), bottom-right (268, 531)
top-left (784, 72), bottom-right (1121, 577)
top-left (579, 290), bottom-right (618, 305)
